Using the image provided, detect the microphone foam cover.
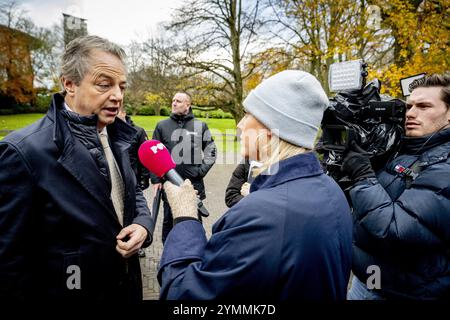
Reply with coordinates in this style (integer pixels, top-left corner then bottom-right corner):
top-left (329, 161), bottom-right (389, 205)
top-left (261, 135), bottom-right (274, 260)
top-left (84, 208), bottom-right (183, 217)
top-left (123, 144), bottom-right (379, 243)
top-left (138, 140), bottom-right (176, 178)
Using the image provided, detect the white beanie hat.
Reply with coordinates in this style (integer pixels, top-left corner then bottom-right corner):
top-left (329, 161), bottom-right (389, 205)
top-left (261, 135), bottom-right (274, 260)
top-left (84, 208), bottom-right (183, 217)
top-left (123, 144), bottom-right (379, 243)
top-left (243, 70), bottom-right (329, 149)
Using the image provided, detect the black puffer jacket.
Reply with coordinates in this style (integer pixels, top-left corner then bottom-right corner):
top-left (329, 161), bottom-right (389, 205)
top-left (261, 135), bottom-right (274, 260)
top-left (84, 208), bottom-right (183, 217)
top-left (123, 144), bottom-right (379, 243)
top-left (151, 110), bottom-right (216, 199)
top-left (350, 127), bottom-right (450, 300)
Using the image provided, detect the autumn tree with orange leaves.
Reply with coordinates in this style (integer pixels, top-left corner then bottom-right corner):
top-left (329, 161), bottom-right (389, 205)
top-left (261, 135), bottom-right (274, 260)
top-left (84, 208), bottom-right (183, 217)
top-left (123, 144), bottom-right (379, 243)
top-left (370, 0), bottom-right (449, 97)
top-left (260, 0), bottom-right (448, 97)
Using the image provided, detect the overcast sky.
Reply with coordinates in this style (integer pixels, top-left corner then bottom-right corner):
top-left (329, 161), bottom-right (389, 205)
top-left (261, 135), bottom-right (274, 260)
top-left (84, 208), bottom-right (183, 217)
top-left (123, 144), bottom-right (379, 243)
top-left (18, 0), bottom-right (183, 46)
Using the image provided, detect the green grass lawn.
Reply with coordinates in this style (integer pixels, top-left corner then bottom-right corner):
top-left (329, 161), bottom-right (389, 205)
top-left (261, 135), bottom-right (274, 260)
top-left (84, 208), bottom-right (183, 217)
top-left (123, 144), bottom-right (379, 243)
top-left (0, 114), bottom-right (237, 133)
top-left (0, 114), bottom-right (239, 152)
top-left (0, 114), bottom-right (45, 141)
top-left (0, 114), bottom-right (45, 131)
top-left (131, 116), bottom-right (237, 134)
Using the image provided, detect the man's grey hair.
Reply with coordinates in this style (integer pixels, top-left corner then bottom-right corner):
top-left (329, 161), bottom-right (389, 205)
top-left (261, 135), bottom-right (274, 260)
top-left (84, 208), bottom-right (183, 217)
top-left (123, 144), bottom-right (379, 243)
top-left (60, 35), bottom-right (127, 89)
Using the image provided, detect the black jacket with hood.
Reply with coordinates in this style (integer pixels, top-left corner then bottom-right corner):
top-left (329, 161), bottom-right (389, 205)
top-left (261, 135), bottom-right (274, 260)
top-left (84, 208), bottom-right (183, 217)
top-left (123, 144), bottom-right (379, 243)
top-left (151, 110), bottom-right (216, 199)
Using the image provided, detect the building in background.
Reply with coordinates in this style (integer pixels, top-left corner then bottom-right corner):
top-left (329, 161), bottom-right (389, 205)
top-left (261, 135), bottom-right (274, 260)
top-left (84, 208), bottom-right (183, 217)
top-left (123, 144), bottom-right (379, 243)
top-left (0, 25), bottom-right (40, 111)
top-left (63, 13), bottom-right (87, 46)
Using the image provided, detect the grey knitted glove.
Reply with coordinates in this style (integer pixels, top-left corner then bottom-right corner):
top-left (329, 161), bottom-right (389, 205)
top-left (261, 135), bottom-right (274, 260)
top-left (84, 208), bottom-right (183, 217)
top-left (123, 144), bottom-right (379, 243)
top-left (163, 179), bottom-right (198, 220)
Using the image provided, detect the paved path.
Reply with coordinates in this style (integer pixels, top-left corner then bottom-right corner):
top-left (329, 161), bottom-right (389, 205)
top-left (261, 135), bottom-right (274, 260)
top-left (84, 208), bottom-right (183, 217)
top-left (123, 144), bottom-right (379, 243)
top-left (139, 158), bottom-right (239, 300)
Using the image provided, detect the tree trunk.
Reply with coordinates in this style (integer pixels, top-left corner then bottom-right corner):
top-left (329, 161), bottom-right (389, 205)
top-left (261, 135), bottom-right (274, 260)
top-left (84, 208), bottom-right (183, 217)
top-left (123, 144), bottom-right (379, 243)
top-left (229, 0), bottom-right (244, 125)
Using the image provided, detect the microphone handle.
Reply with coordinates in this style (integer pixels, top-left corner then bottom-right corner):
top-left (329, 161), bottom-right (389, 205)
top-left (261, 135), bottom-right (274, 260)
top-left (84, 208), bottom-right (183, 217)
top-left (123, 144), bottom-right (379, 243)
top-left (165, 169), bottom-right (210, 217)
top-left (197, 201), bottom-right (210, 217)
top-left (165, 169), bottom-right (185, 186)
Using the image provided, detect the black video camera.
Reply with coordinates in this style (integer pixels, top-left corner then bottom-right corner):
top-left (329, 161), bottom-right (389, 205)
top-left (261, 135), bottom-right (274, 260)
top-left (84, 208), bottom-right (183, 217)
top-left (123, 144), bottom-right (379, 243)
top-left (317, 60), bottom-right (406, 187)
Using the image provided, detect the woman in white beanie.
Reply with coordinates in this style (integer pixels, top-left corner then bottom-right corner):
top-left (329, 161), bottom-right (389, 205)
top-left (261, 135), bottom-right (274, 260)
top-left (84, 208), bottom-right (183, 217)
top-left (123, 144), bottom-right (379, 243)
top-left (158, 70), bottom-right (353, 300)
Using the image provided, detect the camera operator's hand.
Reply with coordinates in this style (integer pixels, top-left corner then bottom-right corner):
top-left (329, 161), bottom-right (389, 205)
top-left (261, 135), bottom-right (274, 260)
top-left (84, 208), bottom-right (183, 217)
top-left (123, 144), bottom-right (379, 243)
top-left (342, 141), bottom-right (376, 183)
top-left (163, 179), bottom-right (199, 221)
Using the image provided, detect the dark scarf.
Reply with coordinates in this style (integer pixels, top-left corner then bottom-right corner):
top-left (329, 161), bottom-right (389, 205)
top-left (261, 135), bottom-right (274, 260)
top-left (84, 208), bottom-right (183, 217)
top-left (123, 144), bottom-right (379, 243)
top-left (170, 109), bottom-right (194, 122)
top-left (400, 126), bottom-right (450, 155)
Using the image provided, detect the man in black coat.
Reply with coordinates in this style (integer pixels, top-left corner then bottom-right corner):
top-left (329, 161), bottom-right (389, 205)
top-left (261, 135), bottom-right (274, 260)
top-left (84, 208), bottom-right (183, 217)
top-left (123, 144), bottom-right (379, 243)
top-left (151, 92), bottom-right (216, 243)
top-left (0, 35), bottom-right (152, 301)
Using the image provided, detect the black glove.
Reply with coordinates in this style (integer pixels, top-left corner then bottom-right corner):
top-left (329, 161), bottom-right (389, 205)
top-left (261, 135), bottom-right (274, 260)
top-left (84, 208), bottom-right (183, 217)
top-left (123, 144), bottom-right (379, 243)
top-left (342, 141), bottom-right (375, 183)
top-left (139, 178), bottom-right (150, 190)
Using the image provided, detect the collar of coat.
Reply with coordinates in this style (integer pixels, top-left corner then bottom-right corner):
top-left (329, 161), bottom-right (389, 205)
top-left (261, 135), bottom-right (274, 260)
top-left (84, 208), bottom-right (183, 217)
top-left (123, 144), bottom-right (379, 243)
top-left (44, 93), bottom-right (138, 222)
top-left (48, 93), bottom-right (137, 150)
top-left (400, 126), bottom-right (450, 155)
top-left (170, 109), bottom-right (194, 122)
top-left (250, 152), bottom-right (323, 192)
top-left (394, 127), bottom-right (450, 167)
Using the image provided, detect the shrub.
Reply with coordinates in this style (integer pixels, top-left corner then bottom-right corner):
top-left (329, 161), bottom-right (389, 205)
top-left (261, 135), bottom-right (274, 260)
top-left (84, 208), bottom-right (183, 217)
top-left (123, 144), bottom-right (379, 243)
top-left (210, 110), bottom-right (224, 118)
top-left (0, 98), bottom-right (33, 114)
top-left (0, 108), bottom-right (15, 115)
top-left (138, 105), bottom-right (156, 116)
top-left (8, 103), bottom-right (33, 114)
top-left (160, 107), bottom-right (170, 116)
top-left (200, 109), bottom-right (234, 119)
top-left (33, 94), bottom-right (52, 113)
top-left (124, 103), bottom-right (133, 114)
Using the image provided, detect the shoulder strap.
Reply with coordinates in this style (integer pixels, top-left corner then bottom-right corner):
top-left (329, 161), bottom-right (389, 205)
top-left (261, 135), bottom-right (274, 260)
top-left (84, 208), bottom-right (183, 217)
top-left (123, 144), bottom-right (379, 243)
top-left (404, 160), bottom-right (422, 189)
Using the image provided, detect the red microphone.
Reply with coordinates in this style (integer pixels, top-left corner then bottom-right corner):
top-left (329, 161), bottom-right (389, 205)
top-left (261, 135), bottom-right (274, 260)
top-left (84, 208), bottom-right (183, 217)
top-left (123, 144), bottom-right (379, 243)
top-left (138, 140), bottom-right (209, 217)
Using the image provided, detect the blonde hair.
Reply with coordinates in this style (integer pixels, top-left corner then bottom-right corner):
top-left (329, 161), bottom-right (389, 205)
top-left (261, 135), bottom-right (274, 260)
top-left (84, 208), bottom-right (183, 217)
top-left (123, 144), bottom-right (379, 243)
top-left (252, 135), bottom-right (310, 176)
